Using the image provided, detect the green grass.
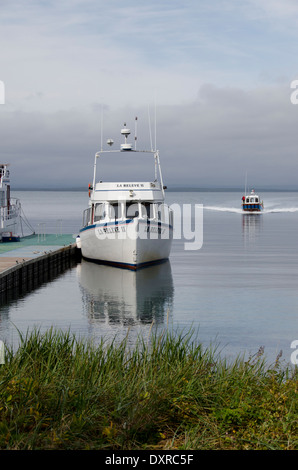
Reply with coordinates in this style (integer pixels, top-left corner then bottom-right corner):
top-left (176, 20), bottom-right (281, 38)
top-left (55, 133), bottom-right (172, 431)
top-left (0, 327), bottom-right (297, 450)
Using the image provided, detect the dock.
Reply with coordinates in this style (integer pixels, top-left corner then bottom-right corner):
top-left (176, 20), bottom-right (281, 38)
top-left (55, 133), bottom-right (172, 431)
top-left (0, 234), bottom-right (81, 301)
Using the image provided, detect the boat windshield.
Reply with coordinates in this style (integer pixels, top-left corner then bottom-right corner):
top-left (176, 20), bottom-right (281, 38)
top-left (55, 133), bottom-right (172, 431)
top-left (94, 203), bottom-right (105, 222)
top-left (126, 202), bottom-right (139, 219)
top-left (91, 201), bottom-right (169, 222)
top-left (246, 196), bottom-right (259, 203)
top-left (140, 202), bottom-right (154, 219)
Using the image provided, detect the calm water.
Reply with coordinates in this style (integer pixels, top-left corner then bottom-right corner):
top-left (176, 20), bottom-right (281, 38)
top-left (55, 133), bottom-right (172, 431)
top-left (0, 189), bottom-right (298, 365)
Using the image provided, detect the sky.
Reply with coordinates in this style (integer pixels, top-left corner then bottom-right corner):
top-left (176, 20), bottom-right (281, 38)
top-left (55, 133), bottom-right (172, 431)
top-left (1, 0), bottom-right (298, 189)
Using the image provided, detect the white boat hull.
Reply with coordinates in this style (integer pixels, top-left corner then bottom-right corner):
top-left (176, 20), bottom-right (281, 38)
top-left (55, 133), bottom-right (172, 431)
top-left (79, 121), bottom-right (173, 269)
top-left (80, 218), bottom-right (173, 269)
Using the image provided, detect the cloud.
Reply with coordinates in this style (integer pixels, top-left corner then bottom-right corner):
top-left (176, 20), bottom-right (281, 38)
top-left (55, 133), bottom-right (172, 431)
top-left (248, 0), bottom-right (298, 20)
top-left (2, 0), bottom-right (297, 113)
top-left (0, 1), bottom-right (298, 190)
top-left (1, 81), bottom-right (297, 190)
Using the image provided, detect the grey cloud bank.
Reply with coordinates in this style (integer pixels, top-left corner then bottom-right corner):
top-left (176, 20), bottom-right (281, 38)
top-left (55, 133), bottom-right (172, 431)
top-left (2, 82), bottom-right (298, 190)
top-left (1, 0), bottom-right (298, 190)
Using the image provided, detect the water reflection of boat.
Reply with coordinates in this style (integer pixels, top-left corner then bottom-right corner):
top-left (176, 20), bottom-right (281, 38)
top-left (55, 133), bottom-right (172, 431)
top-left (242, 212), bottom-right (262, 245)
top-left (77, 258), bottom-right (174, 326)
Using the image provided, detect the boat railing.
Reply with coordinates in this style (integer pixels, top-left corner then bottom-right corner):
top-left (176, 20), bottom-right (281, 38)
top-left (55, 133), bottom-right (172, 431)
top-left (0, 198), bottom-right (21, 220)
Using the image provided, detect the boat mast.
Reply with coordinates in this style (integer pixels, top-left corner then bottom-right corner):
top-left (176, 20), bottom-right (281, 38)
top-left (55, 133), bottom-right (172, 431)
top-left (134, 116), bottom-right (137, 150)
top-left (91, 116), bottom-right (165, 196)
top-left (92, 152), bottom-right (100, 196)
top-left (100, 105), bottom-right (103, 152)
top-left (155, 150), bottom-right (165, 197)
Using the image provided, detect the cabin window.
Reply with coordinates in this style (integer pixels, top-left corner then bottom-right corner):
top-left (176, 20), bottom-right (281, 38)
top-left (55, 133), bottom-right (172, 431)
top-left (126, 202), bottom-right (139, 219)
top-left (109, 203), bottom-right (121, 219)
top-left (0, 191), bottom-right (5, 207)
top-left (246, 197), bottom-right (249, 203)
top-left (94, 203), bottom-right (104, 222)
top-left (140, 202), bottom-right (154, 219)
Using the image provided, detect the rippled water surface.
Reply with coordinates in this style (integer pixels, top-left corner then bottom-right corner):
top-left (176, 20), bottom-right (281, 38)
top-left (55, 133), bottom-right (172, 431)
top-left (0, 190), bottom-right (298, 365)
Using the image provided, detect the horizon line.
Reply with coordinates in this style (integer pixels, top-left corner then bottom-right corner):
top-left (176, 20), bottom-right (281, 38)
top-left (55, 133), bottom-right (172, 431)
top-left (11, 185), bottom-right (298, 192)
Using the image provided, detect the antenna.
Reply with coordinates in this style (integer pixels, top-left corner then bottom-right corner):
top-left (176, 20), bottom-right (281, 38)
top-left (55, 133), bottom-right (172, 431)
top-left (134, 116), bottom-right (137, 150)
top-left (100, 105), bottom-right (103, 151)
top-left (154, 94), bottom-right (157, 151)
top-left (148, 104), bottom-right (153, 151)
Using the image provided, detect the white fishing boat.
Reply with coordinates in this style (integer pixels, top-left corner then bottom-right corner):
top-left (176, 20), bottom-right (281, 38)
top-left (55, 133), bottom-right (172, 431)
top-left (78, 121), bottom-right (173, 269)
top-left (0, 164), bottom-right (22, 241)
top-left (241, 189), bottom-right (264, 213)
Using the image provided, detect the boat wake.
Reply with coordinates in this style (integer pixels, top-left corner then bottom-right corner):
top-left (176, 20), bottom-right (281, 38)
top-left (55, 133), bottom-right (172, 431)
top-left (264, 207), bottom-right (298, 213)
top-left (204, 206), bottom-right (245, 214)
top-left (204, 206), bottom-right (298, 214)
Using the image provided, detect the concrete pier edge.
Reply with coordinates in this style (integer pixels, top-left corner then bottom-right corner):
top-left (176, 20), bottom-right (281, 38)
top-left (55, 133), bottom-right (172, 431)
top-left (0, 243), bottom-right (81, 295)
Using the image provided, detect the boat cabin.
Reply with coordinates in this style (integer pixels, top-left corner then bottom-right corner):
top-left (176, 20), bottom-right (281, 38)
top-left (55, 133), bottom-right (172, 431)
top-left (82, 181), bottom-right (171, 228)
top-left (241, 189), bottom-right (263, 212)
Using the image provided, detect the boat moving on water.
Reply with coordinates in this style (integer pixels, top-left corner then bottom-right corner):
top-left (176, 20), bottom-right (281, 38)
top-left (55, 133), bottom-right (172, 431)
top-left (241, 189), bottom-right (264, 213)
top-left (78, 121), bottom-right (173, 270)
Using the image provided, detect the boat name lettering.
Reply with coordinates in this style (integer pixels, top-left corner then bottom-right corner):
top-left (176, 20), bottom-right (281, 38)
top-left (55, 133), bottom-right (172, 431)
top-left (146, 226), bottom-right (164, 234)
top-left (116, 184), bottom-right (144, 188)
top-left (96, 226), bottom-right (126, 235)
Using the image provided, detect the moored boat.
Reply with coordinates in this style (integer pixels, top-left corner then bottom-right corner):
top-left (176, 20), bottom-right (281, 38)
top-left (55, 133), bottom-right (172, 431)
top-left (78, 121), bottom-right (173, 269)
top-left (0, 164), bottom-right (22, 241)
top-left (241, 189), bottom-right (264, 212)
